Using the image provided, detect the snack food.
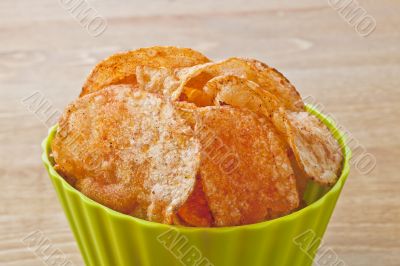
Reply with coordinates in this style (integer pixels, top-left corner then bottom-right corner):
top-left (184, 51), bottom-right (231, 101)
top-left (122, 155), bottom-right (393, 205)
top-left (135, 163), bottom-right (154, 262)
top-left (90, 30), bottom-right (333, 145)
top-left (193, 106), bottom-right (298, 226)
top-left (52, 85), bottom-right (201, 223)
top-left (51, 46), bottom-right (343, 227)
top-left (81, 46), bottom-right (210, 97)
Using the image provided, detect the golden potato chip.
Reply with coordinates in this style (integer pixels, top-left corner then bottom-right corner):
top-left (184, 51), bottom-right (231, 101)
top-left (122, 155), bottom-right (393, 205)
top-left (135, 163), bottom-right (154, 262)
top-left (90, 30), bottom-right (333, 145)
top-left (76, 177), bottom-right (147, 219)
top-left (52, 85), bottom-right (200, 223)
top-left (172, 58), bottom-right (304, 111)
top-left (243, 59), bottom-right (304, 111)
top-left (195, 106), bottom-right (299, 226)
top-left (273, 111), bottom-right (343, 185)
top-left (203, 75), bottom-right (282, 118)
top-left (265, 120), bottom-right (301, 218)
top-left (81, 46), bottom-right (210, 97)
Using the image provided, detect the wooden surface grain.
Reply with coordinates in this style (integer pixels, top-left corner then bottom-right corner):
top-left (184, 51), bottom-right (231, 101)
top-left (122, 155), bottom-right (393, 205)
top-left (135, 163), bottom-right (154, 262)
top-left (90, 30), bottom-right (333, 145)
top-left (1, 0), bottom-right (399, 265)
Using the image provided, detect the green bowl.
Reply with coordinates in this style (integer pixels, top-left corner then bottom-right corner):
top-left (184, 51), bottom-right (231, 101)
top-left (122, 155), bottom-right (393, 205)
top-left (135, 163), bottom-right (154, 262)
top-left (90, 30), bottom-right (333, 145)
top-left (41, 106), bottom-right (351, 266)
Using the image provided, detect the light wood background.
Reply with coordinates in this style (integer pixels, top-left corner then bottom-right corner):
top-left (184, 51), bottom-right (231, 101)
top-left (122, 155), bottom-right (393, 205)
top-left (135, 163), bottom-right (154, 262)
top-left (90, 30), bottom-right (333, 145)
top-left (1, 0), bottom-right (399, 265)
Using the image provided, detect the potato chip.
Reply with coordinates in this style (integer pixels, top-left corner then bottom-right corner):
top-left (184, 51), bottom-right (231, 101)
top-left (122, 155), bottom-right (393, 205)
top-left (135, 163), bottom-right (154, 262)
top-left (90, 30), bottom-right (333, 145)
top-left (242, 59), bottom-right (304, 111)
top-left (264, 120), bottom-right (301, 218)
top-left (203, 75), bottom-right (282, 118)
top-left (81, 46), bottom-right (210, 97)
top-left (52, 85), bottom-right (200, 223)
top-left (195, 106), bottom-right (299, 226)
top-left (172, 57), bottom-right (304, 111)
top-left (273, 111), bottom-right (343, 185)
top-left (177, 177), bottom-right (214, 227)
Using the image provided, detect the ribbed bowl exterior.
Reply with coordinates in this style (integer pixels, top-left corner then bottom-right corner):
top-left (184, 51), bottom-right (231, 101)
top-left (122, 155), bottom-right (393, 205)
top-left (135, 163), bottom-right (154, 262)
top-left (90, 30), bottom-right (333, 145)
top-left (42, 106), bottom-right (351, 266)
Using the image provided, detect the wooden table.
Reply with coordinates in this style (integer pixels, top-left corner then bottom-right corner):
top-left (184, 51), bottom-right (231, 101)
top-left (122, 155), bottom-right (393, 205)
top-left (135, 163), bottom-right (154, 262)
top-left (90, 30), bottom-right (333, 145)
top-left (1, 0), bottom-right (399, 265)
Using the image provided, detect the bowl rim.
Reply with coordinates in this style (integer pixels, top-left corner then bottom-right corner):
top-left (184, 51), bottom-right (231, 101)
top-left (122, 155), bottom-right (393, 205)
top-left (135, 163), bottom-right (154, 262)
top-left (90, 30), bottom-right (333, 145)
top-left (42, 105), bottom-right (351, 232)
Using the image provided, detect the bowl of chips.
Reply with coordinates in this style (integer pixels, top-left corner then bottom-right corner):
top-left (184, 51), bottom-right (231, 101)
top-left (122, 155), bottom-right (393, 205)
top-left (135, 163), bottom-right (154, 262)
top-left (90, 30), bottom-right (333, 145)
top-left (42, 47), bottom-right (351, 266)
